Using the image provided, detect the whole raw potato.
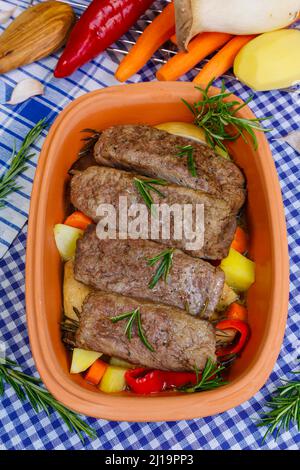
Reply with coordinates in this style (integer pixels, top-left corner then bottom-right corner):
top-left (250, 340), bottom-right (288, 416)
top-left (234, 29), bottom-right (300, 91)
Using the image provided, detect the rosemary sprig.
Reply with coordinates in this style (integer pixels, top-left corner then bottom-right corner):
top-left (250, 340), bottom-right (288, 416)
top-left (79, 128), bottom-right (101, 157)
top-left (177, 145), bottom-right (197, 177)
top-left (147, 248), bottom-right (175, 289)
top-left (257, 370), bottom-right (300, 441)
top-left (133, 177), bottom-right (167, 212)
top-left (0, 119), bottom-right (47, 207)
top-left (0, 357), bottom-right (96, 442)
top-left (111, 308), bottom-right (155, 352)
top-left (181, 358), bottom-right (227, 393)
top-left (182, 79), bottom-right (272, 153)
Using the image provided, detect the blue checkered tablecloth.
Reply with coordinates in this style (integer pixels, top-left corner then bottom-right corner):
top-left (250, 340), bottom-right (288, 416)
top-left (0, 0), bottom-right (299, 450)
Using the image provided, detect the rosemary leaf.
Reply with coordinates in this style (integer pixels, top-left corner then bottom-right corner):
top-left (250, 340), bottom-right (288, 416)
top-left (0, 119), bottom-right (47, 207)
top-left (182, 79), bottom-right (272, 153)
top-left (0, 357), bottom-right (96, 442)
top-left (111, 308), bottom-right (155, 352)
top-left (177, 145), bottom-right (197, 177)
top-left (181, 358), bottom-right (227, 393)
top-left (257, 369), bottom-right (300, 441)
top-left (133, 177), bottom-right (167, 212)
top-left (147, 248), bottom-right (175, 289)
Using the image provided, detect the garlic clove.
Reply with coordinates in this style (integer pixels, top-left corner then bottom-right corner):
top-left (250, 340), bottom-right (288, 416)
top-left (7, 78), bottom-right (44, 105)
top-left (0, 7), bottom-right (16, 24)
top-left (276, 131), bottom-right (300, 154)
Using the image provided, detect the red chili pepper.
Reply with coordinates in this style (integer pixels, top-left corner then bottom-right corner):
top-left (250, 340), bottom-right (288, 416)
top-left (54, 0), bottom-right (154, 78)
top-left (216, 319), bottom-right (250, 357)
top-left (125, 368), bottom-right (197, 394)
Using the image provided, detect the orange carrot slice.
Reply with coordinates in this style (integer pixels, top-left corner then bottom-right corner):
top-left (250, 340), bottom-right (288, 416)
top-left (231, 226), bottom-right (248, 254)
top-left (115, 2), bottom-right (175, 82)
top-left (64, 211), bottom-right (93, 230)
top-left (156, 32), bottom-right (232, 82)
top-left (193, 35), bottom-right (257, 85)
top-left (85, 359), bottom-right (108, 385)
top-left (226, 303), bottom-right (248, 322)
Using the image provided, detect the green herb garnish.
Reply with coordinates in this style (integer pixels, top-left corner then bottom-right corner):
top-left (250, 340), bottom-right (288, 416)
top-left (182, 79), bottom-right (272, 153)
top-left (177, 144), bottom-right (197, 177)
top-left (0, 357), bottom-right (96, 442)
top-left (133, 177), bottom-right (167, 212)
top-left (257, 369), bottom-right (300, 441)
top-left (111, 308), bottom-right (155, 352)
top-left (147, 248), bottom-right (175, 289)
top-left (181, 358), bottom-right (227, 393)
top-left (0, 119), bottom-right (47, 207)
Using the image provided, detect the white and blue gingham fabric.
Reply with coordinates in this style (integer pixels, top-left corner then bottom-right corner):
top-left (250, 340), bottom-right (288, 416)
top-left (0, 0), bottom-right (299, 450)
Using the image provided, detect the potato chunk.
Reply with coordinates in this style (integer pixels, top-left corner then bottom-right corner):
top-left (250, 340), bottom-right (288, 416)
top-left (63, 259), bottom-right (91, 320)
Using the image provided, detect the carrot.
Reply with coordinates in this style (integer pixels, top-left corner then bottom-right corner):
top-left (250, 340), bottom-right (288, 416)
top-left (64, 211), bottom-right (93, 230)
top-left (115, 2), bottom-right (175, 82)
top-left (193, 35), bottom-right (257, 85)
top-left (85, 359), bottom-right (108, 385)
top-left (226, 303), bottom-right (248, 322)
top-left (231, 226), bottom-right (248, 254)
top-left (156, 32), bottom-right (232, 82)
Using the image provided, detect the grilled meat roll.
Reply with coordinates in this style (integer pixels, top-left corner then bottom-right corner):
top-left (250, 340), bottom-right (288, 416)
top-left (94, 124), bottom-right (245, 212)
top-left (75, 291), bottom-right (216, 372)
top-left (70, 166), bottom-right (236, 260)
top-left (74, 225), bottom-right (224, 318)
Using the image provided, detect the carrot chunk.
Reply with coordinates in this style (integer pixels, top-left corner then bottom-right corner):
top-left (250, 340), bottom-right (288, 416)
top-left (85, 359), bottom-right (108, 385)
top-left (64, 211), bottom-right (93, 230)
top-left (231, 226), bottom-right (248, 254)
top-left (226, 303), bottom-right (248, 322)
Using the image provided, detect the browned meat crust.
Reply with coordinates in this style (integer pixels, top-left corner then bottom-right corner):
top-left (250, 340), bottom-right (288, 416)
top-left (70, 166), bottom-right (236, 260)
top-left (75, 291), bottom-right (216, 371)
top-left (94, 125), bottom-right (245, 212)
top-left (74, 225), bottom-right (225, 318)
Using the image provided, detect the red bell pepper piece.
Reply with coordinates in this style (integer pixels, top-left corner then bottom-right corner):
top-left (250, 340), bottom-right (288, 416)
top-left (54, 0), bottom-right (154, 78)
top-left (216, 319), bottom-right (250, 357)
top-left (125, 368), bottom-right (197, 394)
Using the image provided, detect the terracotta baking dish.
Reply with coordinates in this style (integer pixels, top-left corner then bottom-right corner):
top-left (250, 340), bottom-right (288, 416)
top-left (26, 82), bottom-right (289, 421)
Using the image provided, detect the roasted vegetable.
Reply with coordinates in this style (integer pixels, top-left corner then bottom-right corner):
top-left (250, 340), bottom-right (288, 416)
top-left (63, 260), bottom-right (91, 320)
top-left (70, 348), bottom-right (102, 374)
top-left (234, 29), bottom-right (300, 91)
top-left (99, 365), bottom-right (128, 393)
top-left (220, 248), bottom-right (255, 292)
top-left (109, 357), bottom-right (136, 369)
top-left (154, 122), bottom-right (228, 158)
top-left (216, 283), bottom-right (238, 311)
top-left (216, 319), bottom-right (250, 357)
top-left (0, 1), bottom-right (75, 74)
top-left (54, 224), bottom-right (83, 261)
top-left (85, 359), bottom-right (108, 385)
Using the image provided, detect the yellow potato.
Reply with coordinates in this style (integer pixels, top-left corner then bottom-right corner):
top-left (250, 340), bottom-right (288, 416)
top-left (63, 260), bottom-right (91, 320)
top-left (54, 223), bottom-right (83, 261)
top-left (220, 248), bottom-right (255, 292)
top-left (216, 283), bottom-right (239, 311)
top-left (155, 122), bottom-right (229, 158)
top-left (99, 366), bottom-right (128, 393)
top-left (109, 357), bottom-right (136, 369)
top-left (234, 29), bottom-right (300, 91)
top-left (70, 348), bottom-right (102, 374)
